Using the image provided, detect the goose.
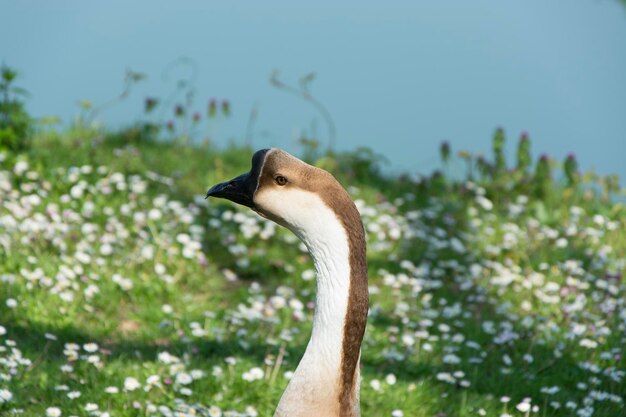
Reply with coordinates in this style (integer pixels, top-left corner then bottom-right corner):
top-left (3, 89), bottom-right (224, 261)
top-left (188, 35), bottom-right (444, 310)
top-left (206, 148), bottom-right (368, 417)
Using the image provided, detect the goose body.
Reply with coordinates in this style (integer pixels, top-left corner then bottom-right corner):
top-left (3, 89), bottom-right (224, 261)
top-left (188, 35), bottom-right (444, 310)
top-left (206, 149), bottom-right (368, 417)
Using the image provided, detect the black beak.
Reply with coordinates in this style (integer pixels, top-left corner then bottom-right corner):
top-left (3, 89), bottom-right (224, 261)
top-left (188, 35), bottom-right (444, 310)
top-left (205, 172), bottom-right (255, 208)
top-left (205, 148), bottom-right (271, 209)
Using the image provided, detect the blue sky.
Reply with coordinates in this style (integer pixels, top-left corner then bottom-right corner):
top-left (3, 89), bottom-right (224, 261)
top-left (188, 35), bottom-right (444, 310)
top-left (2, 0), bottom-right (626, 179)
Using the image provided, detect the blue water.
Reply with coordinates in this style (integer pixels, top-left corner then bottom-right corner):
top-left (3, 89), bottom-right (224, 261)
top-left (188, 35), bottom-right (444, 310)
top-left (2, 0), bottom-right (626, 181)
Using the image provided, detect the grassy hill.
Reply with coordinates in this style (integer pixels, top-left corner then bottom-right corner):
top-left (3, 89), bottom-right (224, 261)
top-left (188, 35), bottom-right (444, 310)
top-left (0, 126), bottom-right (625, 417)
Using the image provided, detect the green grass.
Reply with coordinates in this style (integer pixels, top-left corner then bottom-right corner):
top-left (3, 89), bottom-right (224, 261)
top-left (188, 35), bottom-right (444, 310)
top-left (0, 127), bottom-right (625, 417)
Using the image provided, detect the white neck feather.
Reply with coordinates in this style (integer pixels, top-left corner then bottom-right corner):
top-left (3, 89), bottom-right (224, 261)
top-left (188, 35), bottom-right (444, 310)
top-left (259, 189), bottom-right (353, 417)
top-left (297, 205), bottom-right (351, 374)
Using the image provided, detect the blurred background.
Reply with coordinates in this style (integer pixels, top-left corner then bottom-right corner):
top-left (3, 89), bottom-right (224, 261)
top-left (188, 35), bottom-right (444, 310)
top-left (2, 0), bottom-right (625, 179)
top-left (2, 3), bottom-right (626, 416)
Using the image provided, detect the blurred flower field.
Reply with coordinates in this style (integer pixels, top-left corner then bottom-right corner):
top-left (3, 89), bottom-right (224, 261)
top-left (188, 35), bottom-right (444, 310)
top-left (0, 129), bottom-right (625, 417)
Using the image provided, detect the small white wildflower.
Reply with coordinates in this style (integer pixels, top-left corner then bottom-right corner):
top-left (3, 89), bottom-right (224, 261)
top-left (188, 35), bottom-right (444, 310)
top-left (208, 405), bottom-right (222, 417)
top-left (87, 354), bottom-right (100, 364)
top-left (83, 343), bottom-right (98, 353)
top-left (579, 338), bottom-right (598, 349)
top-left (155, 263), bottom-right (166, 275)
top-left (212, 365), bottom-right (223, 378)
top-left (46, 407), bottom-right (62, 417)
top-left (401, 334), bottom-right (415, 347)
top-left (301, 269), bottom-right (315, 281)
top-left (370, 379), bottom-right (382, 391)
top-left (593, 214), bottom-right (605, 226)
top-left (443, 354), bottom-right (461, 364)
top-left (0, 389), bottom-right (12, 403)
top-left (14, 161), bottom-right (29, 175)
top-left (124, 377), bottom-right (141, 391)
top-left (148, 208), bottom-right (162, 220)
top-left (242, 367), bottom-right (264, 382)
top-left (146, 375), bottom-right (160, 385)
top-left (112, 274), bottom-right (133, 291)
top-left (190, 369), bottom-right (205, 379)
top-left (176, 372), bottom-right (193, 385)
top-left (476, 195), bottom-right (493, 210)
top-left (100, 243), bottom-right (113, 256)
top-left (541, 386), bottom-right (560, 395)
top-left (565, 401), bottom-right (577, 409)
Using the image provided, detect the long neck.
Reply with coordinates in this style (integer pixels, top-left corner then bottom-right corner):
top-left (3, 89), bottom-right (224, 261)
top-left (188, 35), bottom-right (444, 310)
top-left (307, 223), bottom-right (353, 374)
top-left (274, 205), bottom-right (368, 417)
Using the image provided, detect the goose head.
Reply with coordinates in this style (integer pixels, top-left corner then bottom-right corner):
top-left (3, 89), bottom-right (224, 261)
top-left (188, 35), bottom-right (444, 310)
top-left (206, 148), bottom-right (356, 237)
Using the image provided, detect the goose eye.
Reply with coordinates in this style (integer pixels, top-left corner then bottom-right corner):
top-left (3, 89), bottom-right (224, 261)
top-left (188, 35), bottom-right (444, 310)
top-left (275, 175), bottom-right (288, 186)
